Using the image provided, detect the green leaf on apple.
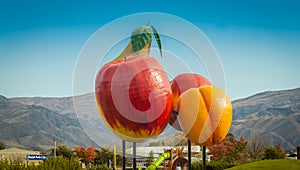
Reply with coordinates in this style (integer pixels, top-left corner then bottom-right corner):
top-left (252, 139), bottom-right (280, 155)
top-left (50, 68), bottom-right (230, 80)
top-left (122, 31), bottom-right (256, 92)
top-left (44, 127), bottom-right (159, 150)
top-left (151, 25), bottom-right (163, 57)
top-left (131, 26), bottom-right (152, 53)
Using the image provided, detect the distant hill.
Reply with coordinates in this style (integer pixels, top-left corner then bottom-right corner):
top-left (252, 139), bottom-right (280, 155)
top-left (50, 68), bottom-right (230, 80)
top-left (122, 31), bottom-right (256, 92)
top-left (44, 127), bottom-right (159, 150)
top-left (231, 87), bottom-right (300, 151)
top-left (1, 87), bottom-right (300, 151)
top-left (9, 93), bottom-right (121, 149)
top-left (0, 95), bottom-right (98, 151)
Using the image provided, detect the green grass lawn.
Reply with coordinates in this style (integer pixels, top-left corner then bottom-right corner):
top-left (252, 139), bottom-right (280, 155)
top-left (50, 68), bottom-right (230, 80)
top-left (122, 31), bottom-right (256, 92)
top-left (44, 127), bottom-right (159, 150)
top-left (226, 159), bottom-right (300, 170)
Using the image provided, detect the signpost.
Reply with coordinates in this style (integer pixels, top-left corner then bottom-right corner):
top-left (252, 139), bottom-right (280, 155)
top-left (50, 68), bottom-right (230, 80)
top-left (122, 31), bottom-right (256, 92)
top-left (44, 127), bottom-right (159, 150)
top-left (27, 155), bottom-right (48, 161)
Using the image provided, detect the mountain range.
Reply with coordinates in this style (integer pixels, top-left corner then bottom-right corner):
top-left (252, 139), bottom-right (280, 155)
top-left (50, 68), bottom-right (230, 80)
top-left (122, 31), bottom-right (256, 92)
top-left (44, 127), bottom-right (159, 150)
top-left (0, 87), bottom-right (299, 151)
top-left (231, 87), bottom-right (300, 151)
top-left (0, 94), bottom-right (114, 151)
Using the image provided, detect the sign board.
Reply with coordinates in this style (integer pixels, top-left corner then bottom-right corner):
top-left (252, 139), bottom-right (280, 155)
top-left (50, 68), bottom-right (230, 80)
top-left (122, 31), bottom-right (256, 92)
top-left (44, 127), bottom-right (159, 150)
top-left (28, 154), bottom-right (48, 160)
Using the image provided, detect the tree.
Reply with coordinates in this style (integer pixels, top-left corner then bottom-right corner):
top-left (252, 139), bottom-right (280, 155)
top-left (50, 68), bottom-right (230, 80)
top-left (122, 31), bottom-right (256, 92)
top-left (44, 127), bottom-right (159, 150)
top-left (75, 145), bottom-right (96, 167)
top-left (208, 135), bottom-right (248, 164)
top-left (50, 145), bottom-right (74, 159)
top-left (87, 146), bottom-right (96, 163)
top-left (208, 140), bottom-right (229, 161)
top-left (223, 136), bottom-right (248, 164)
top-left (263, 144), bottom-right (285, 160)
top-left (94, 147), bottom-right (123, 167)
top-left (264, 148), bottom-right (277, 159)
top-left (96, 147), bottom-right (112, 167)
top-left (0, 140), bottom-right (5, 150)
top-left (247, 135), bottom-right (270, 160)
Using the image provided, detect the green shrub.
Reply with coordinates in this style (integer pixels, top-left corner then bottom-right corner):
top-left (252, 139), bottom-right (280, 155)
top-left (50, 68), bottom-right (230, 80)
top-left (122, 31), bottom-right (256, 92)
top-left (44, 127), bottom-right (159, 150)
top-left (38, 156), bottom-right (81, 170)
top-left (90, 164), bottom-right (110, 170)
top-left (207, 161), bottom-right (233, 170)
top-left (0, 158), bottom-right (31, 170)
top-left (0, 157), bottom-right (82, 170)
top-left (192, 160), bottom-right (234, 170)
top-left (263, 148), bottom-right (285, 160)
top-left (192, 161), bottom-right (202, 170)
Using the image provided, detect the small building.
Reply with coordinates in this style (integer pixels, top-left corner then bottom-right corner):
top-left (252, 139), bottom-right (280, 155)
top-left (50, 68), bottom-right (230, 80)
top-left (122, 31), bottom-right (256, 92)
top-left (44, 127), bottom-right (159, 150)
top-left (297, 146), bottom-right (300, 160)
top-left (286, 152), bottom-right (297, 160)
top-left (0, 148), bottom-right (44, 164)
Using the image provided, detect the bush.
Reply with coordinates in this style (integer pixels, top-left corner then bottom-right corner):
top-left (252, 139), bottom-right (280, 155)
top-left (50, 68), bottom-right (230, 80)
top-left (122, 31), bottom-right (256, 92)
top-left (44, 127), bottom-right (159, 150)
top-left (0, 140), bottom-right (5, 150)
top-left (263, 148), bottom-right (285, 160)
top-left (192, 160), bottom-right (234, 170)
top-left (207, 161), bottom-right (234, 170)
top-left (192, 161), bottom-right (202, 170)
top-left (90, 164), bottom-right (110, 170)
top-left (39, 156), bottom-right (82, 170)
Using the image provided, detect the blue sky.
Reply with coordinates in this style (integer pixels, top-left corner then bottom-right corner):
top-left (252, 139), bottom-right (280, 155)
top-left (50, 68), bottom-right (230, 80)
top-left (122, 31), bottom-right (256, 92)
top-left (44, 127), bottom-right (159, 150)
top-left (0, 0), bottom-right (299, 100)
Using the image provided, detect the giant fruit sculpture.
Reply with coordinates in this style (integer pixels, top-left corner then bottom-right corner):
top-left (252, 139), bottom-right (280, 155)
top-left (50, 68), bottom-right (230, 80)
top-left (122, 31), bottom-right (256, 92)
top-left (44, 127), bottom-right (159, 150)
top-left (176, 85), bottom-right (232, 146)
top-left (169, 73), bottom-right (211, 131)
top-left (95, 25), bottom-right (172, 142)
top-left (95, 22), bottom-right (232, 146)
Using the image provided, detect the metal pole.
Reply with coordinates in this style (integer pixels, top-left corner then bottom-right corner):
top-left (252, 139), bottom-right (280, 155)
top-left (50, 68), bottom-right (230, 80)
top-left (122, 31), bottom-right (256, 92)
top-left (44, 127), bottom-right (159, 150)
top-left (26, 143), bottom-right (29, 166)
top-left (122, 140), bottom-right (126, 170)
top-left (133, 142), bottom-right (137, 170)
top-left (114, 145), bottom-right (117, 170)
top-left (188, 139), bottom-right (192, 170)
top-left (202, 146), bottom-right (206, 170)
top-left (54, 139), bottom-right (56, 158)
top-left (27, 153), bottom-right (28, 167)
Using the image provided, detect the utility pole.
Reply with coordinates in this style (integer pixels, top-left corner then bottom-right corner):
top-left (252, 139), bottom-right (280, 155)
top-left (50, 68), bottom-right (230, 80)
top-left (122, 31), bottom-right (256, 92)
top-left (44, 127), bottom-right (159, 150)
top-left (188, 139), bottom-right (191, 170)
top-left (133, 142), bottom-right (136, 170)
top-left (122, 140), bottom-right (126, 170)
top-left (202, 146), bottom-right (206, 170)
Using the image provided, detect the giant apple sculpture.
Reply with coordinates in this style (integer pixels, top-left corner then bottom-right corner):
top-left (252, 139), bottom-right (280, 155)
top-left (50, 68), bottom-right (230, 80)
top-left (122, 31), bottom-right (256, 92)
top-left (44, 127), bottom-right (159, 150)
top-left (95, 55), bottom-right (172, 142)
top-left (169, 73), bottom-right (211, 131)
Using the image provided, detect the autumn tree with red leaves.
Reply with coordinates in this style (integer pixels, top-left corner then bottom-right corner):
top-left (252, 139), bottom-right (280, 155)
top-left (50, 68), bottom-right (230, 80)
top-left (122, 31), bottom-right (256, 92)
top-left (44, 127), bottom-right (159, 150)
top-left (75, 145), bottom-right (96, 167)
top-left (208, 134), bottom-right (248, 164)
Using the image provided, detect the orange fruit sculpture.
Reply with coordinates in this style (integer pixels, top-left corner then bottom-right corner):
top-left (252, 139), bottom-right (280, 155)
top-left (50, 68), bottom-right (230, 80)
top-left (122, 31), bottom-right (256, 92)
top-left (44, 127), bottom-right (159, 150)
top-left (176, 85), bottom-right (232, 146)
top-left (169, 73), bottom-right (211, 131)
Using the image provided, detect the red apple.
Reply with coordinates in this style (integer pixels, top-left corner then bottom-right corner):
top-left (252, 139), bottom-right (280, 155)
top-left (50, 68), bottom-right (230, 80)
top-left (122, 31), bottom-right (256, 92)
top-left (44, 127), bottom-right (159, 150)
top-left (169, 73), bottom-right (211, 131)
top-left (95, 55), bottom-right (172, 142)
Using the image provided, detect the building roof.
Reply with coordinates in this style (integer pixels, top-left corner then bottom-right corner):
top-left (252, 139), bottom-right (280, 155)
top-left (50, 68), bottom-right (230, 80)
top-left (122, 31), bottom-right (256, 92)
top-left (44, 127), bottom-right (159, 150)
top-left (125, 146), bottom-right (204, 158)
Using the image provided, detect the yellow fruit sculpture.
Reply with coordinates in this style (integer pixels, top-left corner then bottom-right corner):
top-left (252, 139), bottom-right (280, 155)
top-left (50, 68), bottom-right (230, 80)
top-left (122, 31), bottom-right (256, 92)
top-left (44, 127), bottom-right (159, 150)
top-left (176, 85), bottom-right (232, 146)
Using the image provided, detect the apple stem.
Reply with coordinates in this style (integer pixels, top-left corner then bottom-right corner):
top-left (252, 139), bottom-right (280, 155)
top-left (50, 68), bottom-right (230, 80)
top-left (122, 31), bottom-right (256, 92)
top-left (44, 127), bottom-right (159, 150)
top-left (147, 20), bottom-right (151, 26)
top-left (172, 110), bottom-right (178, 115)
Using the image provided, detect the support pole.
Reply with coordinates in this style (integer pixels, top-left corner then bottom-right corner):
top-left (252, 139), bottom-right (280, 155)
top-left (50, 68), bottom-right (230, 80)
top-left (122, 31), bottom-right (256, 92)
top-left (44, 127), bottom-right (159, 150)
top-left (202, 146), bottom-right (206, 170)
top-left (122, 140), bottom-right (126, 170)
top-left (26, 153), bottom-right (28, 167)
top-left (53, 139), bottom-right (56, 158)
top-left (133, 142), bottom-right (137, 170)
top-left (114, 145), bottom-right (117, 170)
top-left (188, 139), bottom-right (192, 170)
